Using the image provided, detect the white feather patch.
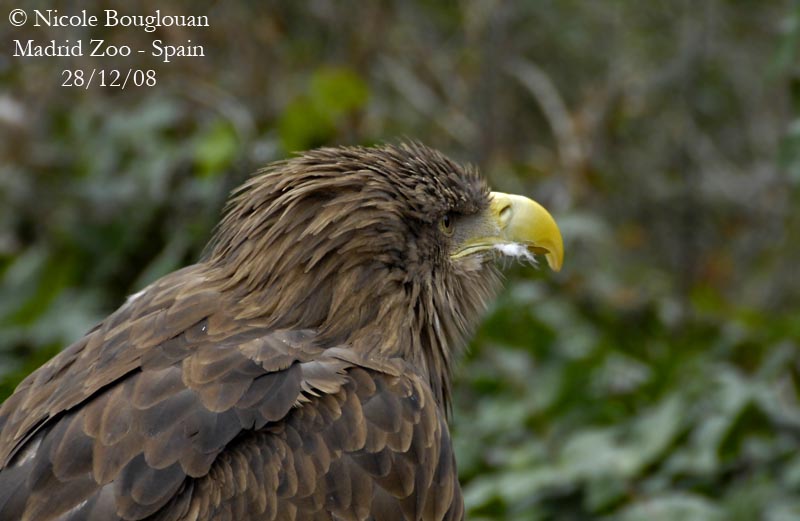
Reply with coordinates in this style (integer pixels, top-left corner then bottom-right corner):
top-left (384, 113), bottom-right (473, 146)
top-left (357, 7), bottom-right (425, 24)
top-left (126, 288), bottom-right (146, 304)
top-left (493, 243), bottom-right (537, 263)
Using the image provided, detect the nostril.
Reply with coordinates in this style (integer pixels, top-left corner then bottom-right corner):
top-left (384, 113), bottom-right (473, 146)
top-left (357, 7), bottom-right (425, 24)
top-left (498, 204), bottom-right (512, 226)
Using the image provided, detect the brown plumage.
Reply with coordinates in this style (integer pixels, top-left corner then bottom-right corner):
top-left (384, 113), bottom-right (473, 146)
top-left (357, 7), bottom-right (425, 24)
top-left (0, 142), bottom-right (563, 521)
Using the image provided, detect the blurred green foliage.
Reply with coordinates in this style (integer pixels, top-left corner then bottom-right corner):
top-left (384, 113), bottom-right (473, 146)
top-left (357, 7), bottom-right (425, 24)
top-left (279, 66), bottom-right (369, 151)
top-left (1, 1), bottom-right (799, 519)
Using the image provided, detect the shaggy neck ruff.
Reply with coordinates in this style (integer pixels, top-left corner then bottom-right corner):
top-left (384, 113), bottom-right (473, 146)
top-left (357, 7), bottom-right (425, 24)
top-left (204, 145), bottom-right (498, 408)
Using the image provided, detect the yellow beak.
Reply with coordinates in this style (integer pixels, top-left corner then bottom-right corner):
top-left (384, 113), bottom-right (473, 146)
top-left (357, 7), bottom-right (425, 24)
top-left (489, 192), bottom-right (564, 271)
top-left (450, 191), bottom-right (564, 272)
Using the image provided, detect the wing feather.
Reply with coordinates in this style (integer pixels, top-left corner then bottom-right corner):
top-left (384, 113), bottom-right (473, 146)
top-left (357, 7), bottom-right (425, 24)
top-left (164, 366), bottom-right (464, 521)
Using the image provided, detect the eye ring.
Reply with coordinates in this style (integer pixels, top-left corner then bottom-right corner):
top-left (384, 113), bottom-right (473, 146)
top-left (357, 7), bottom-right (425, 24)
top-left (439, 213), bottom-right (454, 236)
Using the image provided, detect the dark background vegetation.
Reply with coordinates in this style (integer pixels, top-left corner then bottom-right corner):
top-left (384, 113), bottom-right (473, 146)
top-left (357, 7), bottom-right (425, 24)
top-left (2, 1), bottom-right (800, 519)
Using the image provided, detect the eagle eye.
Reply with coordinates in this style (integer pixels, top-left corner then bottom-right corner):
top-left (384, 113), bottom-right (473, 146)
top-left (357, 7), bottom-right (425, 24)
top-left (439, 213), bottom-right (454, 236)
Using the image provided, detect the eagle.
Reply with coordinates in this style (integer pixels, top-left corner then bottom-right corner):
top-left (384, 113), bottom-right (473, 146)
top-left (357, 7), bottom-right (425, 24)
top-left (0, 143), bottom-right (563, 521)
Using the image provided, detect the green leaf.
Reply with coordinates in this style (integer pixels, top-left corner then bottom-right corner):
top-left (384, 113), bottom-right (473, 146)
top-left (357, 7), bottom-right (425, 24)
top-left (310, 67), bottom-right (369, 117)
top-left (278, 97), bottom-right (335, 153)
top-left (278, 66), bottom-right (368, 152)
top-left (194, 120), bottom-right (240, 178)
